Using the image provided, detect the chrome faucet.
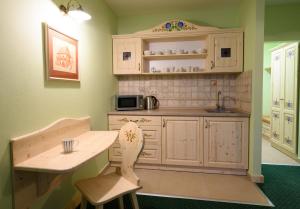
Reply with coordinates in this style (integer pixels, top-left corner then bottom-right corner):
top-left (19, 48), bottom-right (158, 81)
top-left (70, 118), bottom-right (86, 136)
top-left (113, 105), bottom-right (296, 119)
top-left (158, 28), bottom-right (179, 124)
top-left (216, 91), bottom-right (222, 110)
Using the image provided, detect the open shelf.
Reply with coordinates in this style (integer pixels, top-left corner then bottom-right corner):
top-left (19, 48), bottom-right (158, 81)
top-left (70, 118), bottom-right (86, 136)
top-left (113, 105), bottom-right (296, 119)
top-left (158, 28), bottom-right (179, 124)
top-left (143, 53), bottom-right (207, 60)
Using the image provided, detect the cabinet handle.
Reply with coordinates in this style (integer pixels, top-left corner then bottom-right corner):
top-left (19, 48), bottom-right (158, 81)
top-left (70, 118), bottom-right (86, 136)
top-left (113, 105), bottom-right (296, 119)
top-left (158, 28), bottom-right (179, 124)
top-left (205, 120), bottom-right (210, 128)
top-left (118, 118), bottom-right (129, 122)
top-left (140, 118), bottom-right (151, 123)
top-left (163, 119), bottom-right (167, 128)
top-left (273, 113), bottom-right (278, 118)
top-left (130, 119), bottom-right (139, 123)
top-left (141, 151), bottom-right (152, 157)
top-left (210, 61), bottom-right (215, 70)
top-left (138, 63), bottom-right (141, 71)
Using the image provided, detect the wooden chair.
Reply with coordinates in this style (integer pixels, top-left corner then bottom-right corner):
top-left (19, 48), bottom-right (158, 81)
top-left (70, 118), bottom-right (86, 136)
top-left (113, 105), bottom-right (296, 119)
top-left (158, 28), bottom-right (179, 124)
top-left (75, 122), bottom-right (144, 209)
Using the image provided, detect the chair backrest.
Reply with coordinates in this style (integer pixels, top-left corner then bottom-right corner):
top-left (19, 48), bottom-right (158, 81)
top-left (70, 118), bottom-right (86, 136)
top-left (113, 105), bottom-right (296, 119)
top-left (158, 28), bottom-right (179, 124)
top-left (118, 122), bottom-right (143, 185)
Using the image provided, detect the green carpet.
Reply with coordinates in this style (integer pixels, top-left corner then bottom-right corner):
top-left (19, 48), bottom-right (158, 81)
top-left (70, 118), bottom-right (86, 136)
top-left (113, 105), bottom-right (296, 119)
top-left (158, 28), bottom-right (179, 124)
top-left (79, 164), bottom-right (300, 209)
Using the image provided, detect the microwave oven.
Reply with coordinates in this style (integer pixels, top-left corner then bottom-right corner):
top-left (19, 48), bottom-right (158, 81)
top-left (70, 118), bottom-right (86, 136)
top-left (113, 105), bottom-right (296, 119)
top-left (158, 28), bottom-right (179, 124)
top-left (115, 95), bottom-right (144, 111)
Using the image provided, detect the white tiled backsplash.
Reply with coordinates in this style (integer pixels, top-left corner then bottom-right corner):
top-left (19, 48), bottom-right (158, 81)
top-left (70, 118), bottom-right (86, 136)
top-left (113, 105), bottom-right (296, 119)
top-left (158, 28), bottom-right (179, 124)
top-left (118, 72), bottom-right (252, 112)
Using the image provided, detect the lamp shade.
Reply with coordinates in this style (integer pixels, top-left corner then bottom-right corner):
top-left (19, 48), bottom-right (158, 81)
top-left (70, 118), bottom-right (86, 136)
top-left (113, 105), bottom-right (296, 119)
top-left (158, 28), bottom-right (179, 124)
top-left (68, 6), bottom-right (91, 21)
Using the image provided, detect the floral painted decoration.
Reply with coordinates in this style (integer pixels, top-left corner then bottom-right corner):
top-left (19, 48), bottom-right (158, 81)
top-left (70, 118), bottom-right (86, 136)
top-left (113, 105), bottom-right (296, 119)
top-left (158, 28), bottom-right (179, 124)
top-left (152, 20), bottom-right (197, 32)
top-left (125, 130), bottom-right (136, 142)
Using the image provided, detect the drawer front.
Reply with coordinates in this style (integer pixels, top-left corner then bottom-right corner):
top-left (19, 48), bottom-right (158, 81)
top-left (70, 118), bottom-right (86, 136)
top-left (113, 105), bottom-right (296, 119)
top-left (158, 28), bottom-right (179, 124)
top-left (109, 115), bottom-right (161, 126)
top-left (109, 146), bottom-right (161, 164)
top-left (137, 148), bottom-right (161, 164)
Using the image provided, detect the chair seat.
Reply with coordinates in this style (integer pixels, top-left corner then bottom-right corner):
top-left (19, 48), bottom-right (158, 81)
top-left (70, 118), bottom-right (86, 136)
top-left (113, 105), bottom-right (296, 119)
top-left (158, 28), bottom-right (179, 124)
top-left (75, 172), bottom-right (141, 205)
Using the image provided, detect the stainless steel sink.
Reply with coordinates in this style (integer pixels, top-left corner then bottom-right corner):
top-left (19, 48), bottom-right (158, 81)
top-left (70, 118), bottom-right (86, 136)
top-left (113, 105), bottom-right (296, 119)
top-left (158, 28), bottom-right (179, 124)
top-left (205, 108), bottom-right (237, 113)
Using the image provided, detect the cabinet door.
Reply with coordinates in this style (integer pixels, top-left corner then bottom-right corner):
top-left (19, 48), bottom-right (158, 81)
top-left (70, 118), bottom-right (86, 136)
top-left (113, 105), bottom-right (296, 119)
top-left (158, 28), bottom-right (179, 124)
top-left (271, 49), bottom-right (284, 109)
top-left (162, 117), bottom-right (203, 166)
top-left (270, 111), bottom-right (281, 144)
top-left (204, 117), bottom-right (248, 169)
top-left (283, 44), bottom-right (298, 111)
top-left (209, 33), bottom-right (243, 72)
top-left (113, 38), bottom-right (142, 74)
top-left (282, 114), bottom-right (296, 153)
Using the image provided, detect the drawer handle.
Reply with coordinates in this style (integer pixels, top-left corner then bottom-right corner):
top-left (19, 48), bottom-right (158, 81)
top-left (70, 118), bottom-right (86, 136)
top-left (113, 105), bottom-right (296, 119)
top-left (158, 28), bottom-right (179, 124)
top-left (143, 133), bottom-right (152, 137)
top-left (140, 118), bottom-right (151, 123)
top-left (118, 118), bottom-right (129, 122)
top-left (130, 119), bottom-right (139, 123)
top-left (141, 151), bottom-right (152, 157)
top-left (273, 132), bottom-right (278, 138)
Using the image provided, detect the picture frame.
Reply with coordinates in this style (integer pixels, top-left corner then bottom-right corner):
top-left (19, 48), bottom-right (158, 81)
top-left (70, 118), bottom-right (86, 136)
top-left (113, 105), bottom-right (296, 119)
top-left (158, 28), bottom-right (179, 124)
top-left (45, 24), bottom-right (79, 81)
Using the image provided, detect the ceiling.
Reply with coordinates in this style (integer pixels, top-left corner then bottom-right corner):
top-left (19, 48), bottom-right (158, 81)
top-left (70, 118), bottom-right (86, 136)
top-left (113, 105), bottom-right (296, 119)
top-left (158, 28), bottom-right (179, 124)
top-left (104, 0), bottom-right (241, 16)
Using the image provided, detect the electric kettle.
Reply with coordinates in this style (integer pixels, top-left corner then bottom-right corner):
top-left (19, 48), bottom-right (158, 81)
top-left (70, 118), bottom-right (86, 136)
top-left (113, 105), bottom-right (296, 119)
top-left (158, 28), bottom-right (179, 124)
top-left (144, 96), bottom-right (159, 110)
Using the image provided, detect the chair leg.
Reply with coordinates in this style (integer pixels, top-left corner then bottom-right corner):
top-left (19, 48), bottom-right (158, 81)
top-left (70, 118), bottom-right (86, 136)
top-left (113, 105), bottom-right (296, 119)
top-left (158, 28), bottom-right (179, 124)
top-left (118, 196), bottom-right (124, 209)
top-left (80, 197), bottom-right (87, 209)
top-left (130, 192), bottom-right (140, 209)
top-left (95, 205), bottom-right (103, 209)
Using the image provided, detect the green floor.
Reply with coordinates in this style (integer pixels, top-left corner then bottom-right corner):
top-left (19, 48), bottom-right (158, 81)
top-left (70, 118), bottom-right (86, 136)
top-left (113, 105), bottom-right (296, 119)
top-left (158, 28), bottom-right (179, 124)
top-left (79, 164), bottom-right (300, 209)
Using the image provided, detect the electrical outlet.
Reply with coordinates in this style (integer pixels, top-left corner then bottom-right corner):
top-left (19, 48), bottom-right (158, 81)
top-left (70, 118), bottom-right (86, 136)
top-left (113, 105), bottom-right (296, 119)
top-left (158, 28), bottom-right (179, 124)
top-left (210, 80), bottom-right (217, 86)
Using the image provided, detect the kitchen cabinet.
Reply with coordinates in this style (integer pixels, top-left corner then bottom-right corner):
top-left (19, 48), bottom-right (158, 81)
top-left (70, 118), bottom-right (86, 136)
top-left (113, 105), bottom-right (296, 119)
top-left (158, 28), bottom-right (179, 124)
top-left (208, 33), bottom-right (243, 73)
top-left (108, 115), bottom-right (162, 164)
top-left (108, 112), bottom-right (249, 175)
top-left (113, 38), bottom-right (142, 75)
top-left (162, 117), bottom-right (203, 166)
top-left (112, 20), bottom-right (243, 75)
top-left (270, 43), bottom-right (299, 156)
top-left (203, 117), bottom-right (248, 169)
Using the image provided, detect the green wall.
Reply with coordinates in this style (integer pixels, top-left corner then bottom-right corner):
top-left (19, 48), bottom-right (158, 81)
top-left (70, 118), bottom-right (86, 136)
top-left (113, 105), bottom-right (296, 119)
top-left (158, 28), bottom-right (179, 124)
top-left (0, 0), bottom-right (117, 209)
top-left (117, 3), bottom-right (241, 34)
top-left (239, 0), bottom-right (265, 179)
top-left (265, 3), bottom-right (300, 42)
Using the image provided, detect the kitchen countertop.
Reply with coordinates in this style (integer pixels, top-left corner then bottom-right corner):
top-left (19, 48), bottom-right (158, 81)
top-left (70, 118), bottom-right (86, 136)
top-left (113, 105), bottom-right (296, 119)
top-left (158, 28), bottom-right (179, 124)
top-left (108, 108), bottom-right (250, 117)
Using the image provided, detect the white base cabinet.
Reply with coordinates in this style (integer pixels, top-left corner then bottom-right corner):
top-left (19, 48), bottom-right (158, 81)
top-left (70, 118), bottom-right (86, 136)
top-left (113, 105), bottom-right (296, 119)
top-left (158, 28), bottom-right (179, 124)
top-left (108, 115), bottom-right (249, 174)
top-left (204, 117), bottom-right (249, 169)
top-left (162, 117), bottom-right (203, 166)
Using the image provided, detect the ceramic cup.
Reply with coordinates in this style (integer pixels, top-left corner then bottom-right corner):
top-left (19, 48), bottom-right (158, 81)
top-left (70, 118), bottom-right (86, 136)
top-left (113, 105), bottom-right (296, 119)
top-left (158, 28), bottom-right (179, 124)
top-left (62, 138), bottom-right (78, 153)
top-left (176, 49), bottom-right (184, 54)
top-left (144, 50), bottom-right (152, 55)
top-left (163, 49), bottom-right (172, 55)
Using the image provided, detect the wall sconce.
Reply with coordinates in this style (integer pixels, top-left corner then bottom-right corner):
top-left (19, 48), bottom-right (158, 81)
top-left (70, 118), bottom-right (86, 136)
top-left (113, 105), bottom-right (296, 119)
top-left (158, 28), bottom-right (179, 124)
top-left (59, 0), bottom-right (91, 21)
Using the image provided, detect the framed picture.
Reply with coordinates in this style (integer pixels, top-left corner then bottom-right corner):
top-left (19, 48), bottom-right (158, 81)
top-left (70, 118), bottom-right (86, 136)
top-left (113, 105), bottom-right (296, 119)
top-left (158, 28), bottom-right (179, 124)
top-left (45, 24), bottom-right (79, 81)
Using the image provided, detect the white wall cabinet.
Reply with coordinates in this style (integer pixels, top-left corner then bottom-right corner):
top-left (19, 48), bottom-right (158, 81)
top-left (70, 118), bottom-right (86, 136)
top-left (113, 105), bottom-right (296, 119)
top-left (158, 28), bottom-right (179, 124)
top-left (113, 38), bottom-right (142, 75)
top-left (270, 43), bottom-right (299, 156)
top-left (203, 117), bottom-right (249, 169)
top-left (208, 33), bottom-right (243, 73)
top-left (112, 20), bottom-right (243, 75)
top-left (162, 117), bottom-right (203, 166)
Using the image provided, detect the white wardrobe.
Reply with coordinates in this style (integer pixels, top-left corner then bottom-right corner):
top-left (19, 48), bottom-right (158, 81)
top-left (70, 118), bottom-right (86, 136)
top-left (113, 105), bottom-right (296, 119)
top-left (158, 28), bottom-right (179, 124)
top-left (270, 42), bottom-right (299, 159)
